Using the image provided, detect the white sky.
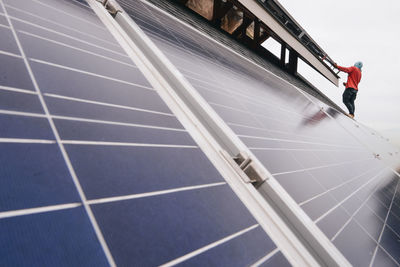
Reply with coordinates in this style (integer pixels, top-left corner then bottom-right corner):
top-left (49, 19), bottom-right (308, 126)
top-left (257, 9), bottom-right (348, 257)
top-left (275, 0), bottom-right (400, 146)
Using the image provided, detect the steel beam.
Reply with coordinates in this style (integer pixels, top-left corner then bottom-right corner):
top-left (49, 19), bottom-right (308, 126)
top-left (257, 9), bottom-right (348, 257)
top-left (211, 1), bottom-right (233, 27)
top-left (280, 43), bottom-right (286, 67)
top-left (232, 15), bottom-right (253, 38)
top-left (237, 0), bottom-right (339, 86)
top-left (288, 49), bottom-right (298, 74)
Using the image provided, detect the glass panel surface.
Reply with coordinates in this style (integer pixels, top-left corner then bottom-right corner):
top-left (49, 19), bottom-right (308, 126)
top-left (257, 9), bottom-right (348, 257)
top-left (117, 0), bottom-right (400, 265)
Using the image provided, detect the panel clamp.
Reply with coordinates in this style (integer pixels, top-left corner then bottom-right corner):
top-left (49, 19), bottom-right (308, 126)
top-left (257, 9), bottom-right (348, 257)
top-left (220, 150), bottom-right (268, 187)
top-left (97, 0), bottom-right (121, 17)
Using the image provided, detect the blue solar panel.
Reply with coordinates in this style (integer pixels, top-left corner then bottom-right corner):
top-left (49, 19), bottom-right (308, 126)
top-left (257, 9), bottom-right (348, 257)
top-left (0, 90), bottom-right (44, 113)
top-left (91, 186), bottom-right (268, 266)
top-left (0, 0), bottom-right (282, 265)
top-left (0, 143), bottom-right (79, 212)
top-left (0, 15), bottom-right (8, 26)
top-left (0, 26), bottom-right (19, 54)
top-left (32, 61), bottom-right (168, 112)
top-left (0, 207), bottom-right (108, 266)
top-left (0, 53), bottom-right (34, 90)
top-left (66, 145), bottom-right (224, 199)
top-left (116, 0), bottom-right (400, 265)
top-left (0, 115), bottom-right (53, 139)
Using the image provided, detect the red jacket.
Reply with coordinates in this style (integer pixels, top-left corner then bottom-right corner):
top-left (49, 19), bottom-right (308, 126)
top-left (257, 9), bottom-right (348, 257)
top-left (337, 65), bottom-right (362, 90)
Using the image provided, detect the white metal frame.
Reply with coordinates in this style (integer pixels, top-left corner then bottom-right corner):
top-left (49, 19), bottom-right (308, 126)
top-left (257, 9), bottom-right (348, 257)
top-left (239, 0), bottom-right (339, 86)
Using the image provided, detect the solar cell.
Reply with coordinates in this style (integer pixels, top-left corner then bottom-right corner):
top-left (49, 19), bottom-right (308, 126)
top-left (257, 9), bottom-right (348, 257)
top-left (0, 54), bottom-right (34, 90)
top-left (0, 207), bottom-right (108, 266)
top-left (0, 15), bottom-right (8, 26)
top-left (0, 90), bottom-right (43, 113)
top-left (0, 27), bottom-right (19, 54)
top-left (116, 0), bottom-right (400, 265)
top-left (0, 114), bottom-right (53, 139)
top-left (0, 0), bottom-right (284, 265)
top-left (0, 143), bottom-right (80, 212)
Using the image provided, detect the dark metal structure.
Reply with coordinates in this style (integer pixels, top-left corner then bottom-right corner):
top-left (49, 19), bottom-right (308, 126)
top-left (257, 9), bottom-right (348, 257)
top-left (176, 0), bottom-right (339, 84)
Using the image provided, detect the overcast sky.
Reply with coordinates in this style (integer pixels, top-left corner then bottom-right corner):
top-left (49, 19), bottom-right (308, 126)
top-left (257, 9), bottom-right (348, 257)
top-left (273, 0), bottom-right (400, 146)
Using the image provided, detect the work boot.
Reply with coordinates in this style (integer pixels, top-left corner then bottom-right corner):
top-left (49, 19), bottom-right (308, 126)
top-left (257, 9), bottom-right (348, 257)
top-left (347, 114), bottom-right (354, 119)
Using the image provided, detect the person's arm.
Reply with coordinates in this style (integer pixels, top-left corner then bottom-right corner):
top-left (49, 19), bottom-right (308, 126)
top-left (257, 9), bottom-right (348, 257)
top-left (334, 63), bottom-right (353, 73)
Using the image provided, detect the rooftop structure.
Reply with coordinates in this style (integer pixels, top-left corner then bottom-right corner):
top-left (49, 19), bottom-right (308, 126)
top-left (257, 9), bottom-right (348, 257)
top-left (178, 0), bottom-right (340, 86)
top-left (0, 0), bottom-right (399, 266)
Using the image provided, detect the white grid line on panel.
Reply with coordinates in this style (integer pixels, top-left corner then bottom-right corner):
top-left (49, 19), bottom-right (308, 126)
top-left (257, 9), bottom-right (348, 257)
top-left (0, 2), bottom-right (116, 265)
top-left (44, 93), bottom-right (175, 117)
top-left (0, 109), bottom-right (46, 118)
top-left (9, 14), bottom-right (127, 57)
top-left (0, 138), bottom-right (55, 144)
top-left (208, 101), bottom-right (292, 124)
top-left (31, 0), bottom-right (107, 31)
top-left (249, 147), bottom-right (364, 153)
top-left (0, 85), bottom-right (37, 94)
top-left (29, 58), bottom-right (154, 90)
top-left (0, 108), bottom-right (186, 132)
top-left (87, 182), bottom-right (226, 205)
top-left (0, 22), bottom-right (9, 29)
top-left (4, 4), bottom-right (120, 48)
top-left (52, 114), bottom-right (187, 132)
top-left (250, 248), bottom-right (280, 267)
top-left (17, 30), bottom-right (136, 68)
top-left (242, 134), bottom-right (363, 149)
top-left (0, 183), bottom-right (226, 220)
top-left (159, 224), bottom-right (260, 267)
top-left (227, 121), bottom-right (355, 146)
top-left (272, 157), bottom-right (372, 176)
top-left (0, 49), bottom-right (21, 58)
top-left (61, 140), bottom-right (198, 148)
top-left (0, 203), bottom-right (82, 219)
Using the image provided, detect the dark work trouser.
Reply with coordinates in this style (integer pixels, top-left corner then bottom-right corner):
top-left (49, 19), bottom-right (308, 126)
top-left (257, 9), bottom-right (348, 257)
top-left (342, 88), bottom-right (358, 115)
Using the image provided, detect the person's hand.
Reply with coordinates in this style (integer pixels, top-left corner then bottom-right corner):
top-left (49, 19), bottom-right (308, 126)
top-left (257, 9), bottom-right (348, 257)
top-left (334, 63), bottom-right (338, 68)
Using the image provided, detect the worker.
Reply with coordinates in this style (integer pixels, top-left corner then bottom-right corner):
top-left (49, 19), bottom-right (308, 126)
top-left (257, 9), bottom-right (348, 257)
top-left (333, 61), bottom-right (363, 118)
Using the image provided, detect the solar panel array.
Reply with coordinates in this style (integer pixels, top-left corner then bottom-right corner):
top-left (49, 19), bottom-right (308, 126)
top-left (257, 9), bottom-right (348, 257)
top-left (0, 0), bottom-right (291, 266)
top-left (116, 0), bottom-right (400, 266)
